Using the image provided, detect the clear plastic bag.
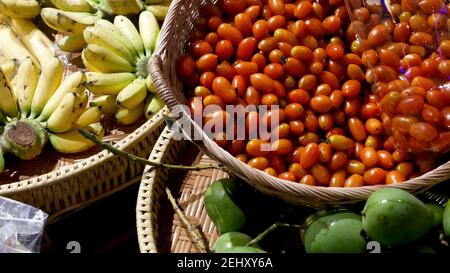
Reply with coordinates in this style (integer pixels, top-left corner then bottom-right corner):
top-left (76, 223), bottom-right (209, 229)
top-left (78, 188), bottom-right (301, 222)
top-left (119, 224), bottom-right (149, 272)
top-left (347, 0), bottom-right (450, 154)
top-left (0, 197), bottom-right (48, 253)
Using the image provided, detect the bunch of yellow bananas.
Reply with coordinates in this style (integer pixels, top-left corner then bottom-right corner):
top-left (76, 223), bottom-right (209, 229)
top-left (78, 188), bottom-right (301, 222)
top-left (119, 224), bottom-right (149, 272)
top-left (82, 11), bottom-right (165, 125)
top-left (0, 57), bottom-right (104, 173)
top-left (0, 0), bottom-right (41, 19)
top-left (39, 0), bottom-right (172, 52)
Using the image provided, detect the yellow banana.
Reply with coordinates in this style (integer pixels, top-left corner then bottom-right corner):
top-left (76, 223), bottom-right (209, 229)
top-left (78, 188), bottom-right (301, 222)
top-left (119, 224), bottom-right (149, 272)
top-left (90, 95), bottom-right (118, 115)
top-left (30, 57), bottom-right (64, 119)
top-left (83, 25), bottom-right (135, 64)
top-left (49, 0), bottom-right (93, 12)
top-left (145, 2), bottom-right (170, 21)
top-left (57, 33), bottom-right (85, 52)
top-left (94, 19), bottom-right (139, 59)
top-left (97, 0), bottom-right (143, 15)
top-left (115, 103), bottom-right (144, 125)
top-left (145, 74), bottom-right (156, 93)
top-left (49, 122), bottom-right (105, 154)
top-left (41, 7), bottom-right (100, 34)
top-left (15, 57), bottom-right (38, 118)
top-left (82, 44), bottom-right (135, 73)
top-left (116, 78), bottom-right (147, 109)
top-left (0, 24), bottom-right (37, 68)
top-left (38, 71), bottom-right (86, 122)
top-left (139, 11), bottom-right (159, 56)
top-left (76, 106), bottom-right (102, 127)
top-left (9, 18), bottom-right (56, 67)
top-left (81, 49), bottom-right (101, 72)
top-left (145, 94), bottom-right (164, 119)
top-left (0, 0), bottom-right (40, 19)
top-left (46, 92), bottom-right (84, 133)
top-left (0, 52), bottom-right (16, 80)
top-left (0, 66), bottom-right (18, 118)
top-left (85, 72), bottom-right (135, 95)
top-left (113, 15), bottom-right (145, 59)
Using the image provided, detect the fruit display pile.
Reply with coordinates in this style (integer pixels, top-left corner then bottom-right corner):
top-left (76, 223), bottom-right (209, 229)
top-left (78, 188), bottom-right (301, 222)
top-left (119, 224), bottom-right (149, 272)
top-left (205, 178), bottom-right (450, 253)
top-left (177, 0), bottom-right (450, 187)
top-left (0, 1), bottom-right (170, 173)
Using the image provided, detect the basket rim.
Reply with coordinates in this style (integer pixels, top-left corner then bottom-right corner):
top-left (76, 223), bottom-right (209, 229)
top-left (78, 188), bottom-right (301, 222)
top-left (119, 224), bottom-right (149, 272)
top-left (0, 106), bottom-right (169, 195)
top-left (149, 0), bottom-right (450, 206)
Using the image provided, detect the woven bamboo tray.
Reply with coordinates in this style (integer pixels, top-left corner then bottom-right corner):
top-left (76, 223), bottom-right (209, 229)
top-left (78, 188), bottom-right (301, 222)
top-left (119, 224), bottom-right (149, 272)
top-left (150, 0), bottom-right (450, 207)
top-left (136, 126), bottom-right (228, 253)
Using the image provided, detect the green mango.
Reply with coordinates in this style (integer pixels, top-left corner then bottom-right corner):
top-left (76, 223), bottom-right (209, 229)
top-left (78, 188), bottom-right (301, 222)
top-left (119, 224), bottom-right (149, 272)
top-left (444, 200), bottom-right (450, 237)
top-left (205, 178), bottom-right (247, 234)
top-left (214, 232), bottom-right (260, 253)
top-left (222, 246), bottom-right (267, 253)
top-left (425, 203), bottom-right (444, 228)
top-left (302, 210), bottom-right (366, 253)
top-left (362, 188), bottom-right (434, 247)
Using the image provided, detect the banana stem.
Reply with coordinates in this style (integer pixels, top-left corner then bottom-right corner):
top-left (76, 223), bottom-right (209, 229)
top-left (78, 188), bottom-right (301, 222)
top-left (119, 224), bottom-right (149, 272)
top-left (79, 129), bottom-right (226, 171)
top-left (245, 222), bottom-right (302, 247)
top-left (165, 186), bottom-right (210, 253)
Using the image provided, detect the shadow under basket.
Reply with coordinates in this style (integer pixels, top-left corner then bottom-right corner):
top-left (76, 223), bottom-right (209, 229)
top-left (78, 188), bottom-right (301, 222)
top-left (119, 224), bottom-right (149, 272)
top-left (0, 107), bottom-right (168, 215)
top-left (136, 126), bottom-right (225, 253)
top-left (150, 0), bottom-right (450, 208)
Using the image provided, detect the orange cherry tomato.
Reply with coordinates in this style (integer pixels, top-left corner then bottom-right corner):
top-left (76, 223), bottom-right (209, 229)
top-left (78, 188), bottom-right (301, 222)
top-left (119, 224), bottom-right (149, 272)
top-left (330, 170), bottom-right (347, 187)
top-left (344, 174), bottom-right (364, 187)
top-left (346, 160), bottom-right (366, 175)
top-left (348, 117), bottom-right (367, 142)
top-left (236, 37), bottom-right (257, 61)
top-left (395, 162), bottom-right (415, 178)
top-left (271, 139), bottom-right (294, 155)
top-left (234, 13), bottom-right (253, 37)
top-left (386, 170), bottom-right (406, 184)
top-left (311, 164), bottom-right (330, 186)
top-left (217, 23), bottom-right (243, 46)
top-left (250, 73), bottom-right (275, 93)
top-left (363, 168), bottom-right (388, 185)
top-left (278, 172), bottom-right (297, 182)
top-left (212, 76), bottom-right (237, 103)
top-left (300, 175), bottom-right (316, 186)
top-left (196, 53), bottom-right (218, 72)
top-left (215, 40), bottom-right (234, 61)
top-left (248, 156), bottom-right (270, 170)
top-left (377, 150), bottom-right (394, 170)
top-left (328, 151), bottom-right (348, 171)
top-left (246, 139), bottom-right (270, 157)
top-left (360, 147), bottom-right (378, 168)
top-left (341, 80), bottom-right (361, 98)
top-left (329, 135), bottom-right (354, 150)
top-left (300, 143), bottom-right (319, 169)
top-left (234, 61), bottom-right (258, 76)
top-left (177, 55), bottom-right (196, 78)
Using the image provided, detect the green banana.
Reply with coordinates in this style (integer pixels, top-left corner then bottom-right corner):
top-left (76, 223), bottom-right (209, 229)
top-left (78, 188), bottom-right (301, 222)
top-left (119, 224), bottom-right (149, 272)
top-left (97, 0), bottom-right (143, 15)
top-left (90, 95), bottom-right (118, 115)
top-left (145, 94), bottom-right (164, 119)
top-left (139, 11), bottom-right (159, 56)
top-left (30, 57), bottom-right (64, 119)
top-left (0, 147), bottom-right (4, 173)
top-left (15, 57), bottom-right (38, 118)
top-left (145, 2), bottom-right (170, 21)
top-left (113, 15), bottom-right (145, 59)
top-left (40, 7), bottom-right (100, 34)
top-left (37, 71), bottom-right (86, 122)
top-left (49, 122), bottom-right (104, 154)
top-left (76, 106), bottom-right (102, 127)
top-left (82, 44), bottom-right (135, 73)
top-left (85, 72), bottom-right (136, 95)
top-left (83, 25), bottom-right (135, 64)
top-left (0, 66), bottom-right (18, 118)
top-left (57, 33), bottom-right (85, 52)
top-left (46, 92), bottom-right (84, 133)
top-left (115, 102), bottom-right (144, 125)
top-left (116, 78), bottom-right (147, 109)
top-left (49, 0), bottom-right (93, 12)
top-left (0, 0), bottom-right (40, 19)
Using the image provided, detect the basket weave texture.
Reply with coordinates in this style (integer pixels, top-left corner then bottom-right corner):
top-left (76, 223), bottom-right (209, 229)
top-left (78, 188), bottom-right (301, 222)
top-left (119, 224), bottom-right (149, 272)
top-left (0, 107), bottom-right (168, 214)
top-left (150, 0), bottom-right (450, 207)
top-left (136, 126), bottom-right (224, 253)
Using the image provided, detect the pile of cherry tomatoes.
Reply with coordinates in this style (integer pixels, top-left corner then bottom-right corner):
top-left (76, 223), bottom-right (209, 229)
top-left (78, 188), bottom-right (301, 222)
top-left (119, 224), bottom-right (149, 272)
top-left (176, 0), bottom-right (450, 187)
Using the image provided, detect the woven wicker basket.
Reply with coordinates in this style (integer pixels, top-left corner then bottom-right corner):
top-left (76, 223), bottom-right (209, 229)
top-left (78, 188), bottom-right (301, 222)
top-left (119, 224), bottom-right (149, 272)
top-left (0, 107), bottom-right (168, 214)
top-left (136, 126), bottom-right (224, 253)
top-left (150, 0), bottom-right (450, 207)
